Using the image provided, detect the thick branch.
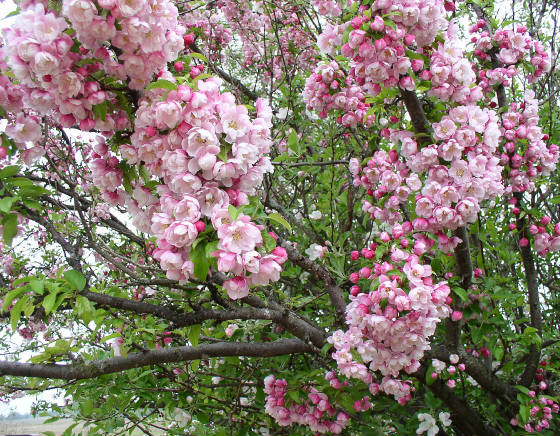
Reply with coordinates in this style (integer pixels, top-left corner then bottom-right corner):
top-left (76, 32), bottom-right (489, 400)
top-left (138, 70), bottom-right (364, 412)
top-left (0, 339), bottom-right (311, 380)
top-left (514, 192), bottom-right (543, 387)
top-left (429, 344), bottom-right (518, 405)
top-left (447, 226), bottom-right (473, 349)
top-left (400, 89), bottom-right (432, 146)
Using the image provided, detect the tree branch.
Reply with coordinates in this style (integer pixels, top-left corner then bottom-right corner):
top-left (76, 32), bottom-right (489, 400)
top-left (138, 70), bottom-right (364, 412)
top-left (0, 339), bottom-right (311, 380)
top-left (279, 239), bottom-right (347, 323)
top-left (415, 364), bottom-right (499, 436)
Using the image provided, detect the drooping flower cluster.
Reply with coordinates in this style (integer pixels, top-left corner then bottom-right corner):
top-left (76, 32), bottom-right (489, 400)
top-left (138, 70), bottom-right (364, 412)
top-left (354, 104), bottom-right (504, 240)
top-left (328, 231), bottom-right (451, 402)
top-left (470, 22), bottom-right (550, 83)
top-left (304, 0), bottom-right (447, 126)
top-left (119, 77), bottom-right (285, 297)
top-left (424, 23), bottom-right (484, 103)
top-left (264, 375), bottom-right (350, 434)
top-left (303, 60), bottom-right (374, 127)
top-left (181, 6), bottom-right (232, 61)
top-left (500, 91), bottom-right (559, 194)
top-left (62, 0), bottom-right (185, 90)
top-left (312, 0), bottom-right (342, 17)
top-left (1, 0), bottom-right (184, 131)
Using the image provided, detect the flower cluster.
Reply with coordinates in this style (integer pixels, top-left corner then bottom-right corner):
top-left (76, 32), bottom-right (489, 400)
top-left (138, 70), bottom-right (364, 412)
top-left (417, 411), bottom-right (452, 436)
top-left (303, 60), bottom-right (374, 127)
top-left (62, 0), bottom-right (185, 90)
top-left (1, 0), bottom-right (184, 131)
top-left (500, 91), bottom-right (559, 194)
top-left (264, 375), bottom-right (350, 434)
top-left (356, 103), bottom-right (504, 240)
top-left (328, 232), bottom-right (451, 402)
top-left (510, 394), bottom-right (559, 433)
top-left (304, 0), bottom-right (447, 125)
top-left (120, 77), bottom-right (284, 297)
top-left (470, 23), bottom-right (550, 83)
top-left (217, 0), bottom-right (316, 80)
top-left (312, 0), bottom-right (342, 17)
top-left (181, 5), bottom-right (232, 61)
top-left (424, 23), bottom-right (483, 103)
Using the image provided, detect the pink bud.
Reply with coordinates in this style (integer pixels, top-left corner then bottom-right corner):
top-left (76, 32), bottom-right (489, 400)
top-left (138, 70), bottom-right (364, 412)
top-left (184, 33), bottom-right (195, 45)
top-left (145, 126), bottom-right (157, 137)
top-left (451, 310), bottom-right (463, 322)
top-left (174, 61), bottom-right (184, 72)
top-left (194, 221), bottom-right (206, 233)
top-left (351, 250), bottom-right (360, 260)
top-left (444, 1), bottom-right (455, 11)
top-left (519, 237), bottom-right (529, 247)
top-left (359, 267), bottom-right (371, 279)
top-left (458, 363), bottom-right (466, 371)
top-left (447, 380), bottom-right (456, 388)
top-left (349, 272), bottom-right (359, 283)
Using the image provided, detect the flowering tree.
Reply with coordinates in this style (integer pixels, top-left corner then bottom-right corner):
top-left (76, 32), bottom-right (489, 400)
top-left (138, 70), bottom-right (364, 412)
top-left (0, 0), bottom-right (559, 434)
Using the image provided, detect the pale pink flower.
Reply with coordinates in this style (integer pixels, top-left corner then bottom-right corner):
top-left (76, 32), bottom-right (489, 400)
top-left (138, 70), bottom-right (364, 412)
top-left (223, 276), bottom-right (249, 300)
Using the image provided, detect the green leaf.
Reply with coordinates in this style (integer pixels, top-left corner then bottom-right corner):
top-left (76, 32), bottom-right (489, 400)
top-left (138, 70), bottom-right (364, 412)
top-left (191, 242), bottom-right (209, 281)
top-left (287, 390), bottom-right (300, 403)
top-left (10, 295), bottom-right (28, 331)
top-left (0, 197), bottom-right (17, 213)
top-left (515, 385), bottom-right (531, 396)
top-left (2, 213), bottom-right (18, 245)
top-left (321, 343), bottom-right (332, 357)
top-left (426, 365), bottom-right (436, 386)
top-left (100, 332), bottom-right (122, 344)
top-left (188, 52), bottom-right (208, 63)
top-left (287, 130), bottom-right (299, 151)
top-left (0, 165), bottom-right (20, 178)
top-left (64, 269), bottom-right (86, 291)
top-left (265, 212), bottom-right (292, 233)
top-left (261, 230), bottom-right (277, 252)
top-left (519, 405), bottom-right (530, 425)
top-left (218, 144), bottom-right (230, 162)
top-left (81, 398), bottom-right (94, 415)
top-left (42, 290), bottom-right (60, 315)
top-left (228, 204), bottom-right (241, 220)
top-left (145, 79), bottom-right (178, 91)
top-left (76, 295), bottom-right (94, 324)
top-left (191, 359), bottom-right (200, 372)
top-left (29, 279), bottom-right (44, 294)
top-left (92, 102), bottom-right (107, 121)
top-left (139, 165), bottom-right (151, 184)
top-left (2, 286), bottom-right (28, 311)
top-left (452, 286), bottom-right (468, 303)
top-left (188, 324), bottom-right (201, 348)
